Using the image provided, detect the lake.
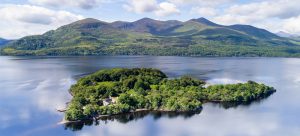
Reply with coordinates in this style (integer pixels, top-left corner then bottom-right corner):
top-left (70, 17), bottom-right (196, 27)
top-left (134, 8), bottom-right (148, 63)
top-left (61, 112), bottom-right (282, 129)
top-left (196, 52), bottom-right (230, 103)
top-left (0, 56), bottom-right (300, 136)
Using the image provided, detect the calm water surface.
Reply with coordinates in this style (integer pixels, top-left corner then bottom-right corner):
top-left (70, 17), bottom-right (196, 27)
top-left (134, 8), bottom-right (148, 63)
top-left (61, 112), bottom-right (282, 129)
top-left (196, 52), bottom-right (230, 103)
top-left (0, 56), bottom-right (300, 136)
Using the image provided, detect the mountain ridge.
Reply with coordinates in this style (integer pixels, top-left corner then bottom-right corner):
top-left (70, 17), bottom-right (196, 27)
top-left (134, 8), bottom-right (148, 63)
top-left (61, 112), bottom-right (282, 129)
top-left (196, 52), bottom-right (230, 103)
top-left (276, 31), bottom-right (299, 38)
top-left (1, 17), bottom-right (300, 57)
top-left (0, 38), bottom-right (10, 46)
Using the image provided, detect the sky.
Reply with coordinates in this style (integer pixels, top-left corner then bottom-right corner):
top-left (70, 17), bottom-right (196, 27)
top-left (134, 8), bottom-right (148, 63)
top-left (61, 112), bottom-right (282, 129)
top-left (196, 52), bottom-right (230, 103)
top-left (1, 0), bottom-right (300, 39)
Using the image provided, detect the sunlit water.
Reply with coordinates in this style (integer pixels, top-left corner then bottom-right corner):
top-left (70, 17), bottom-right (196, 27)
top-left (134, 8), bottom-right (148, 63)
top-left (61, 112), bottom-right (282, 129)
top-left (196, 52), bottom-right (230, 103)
top-left (0, 56), bottom-right (299, 136)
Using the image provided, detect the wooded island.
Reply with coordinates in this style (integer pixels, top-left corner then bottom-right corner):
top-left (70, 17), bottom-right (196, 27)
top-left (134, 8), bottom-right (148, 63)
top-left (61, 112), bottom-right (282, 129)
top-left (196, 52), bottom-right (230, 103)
top-left (65, 68), bottom-right (275, 121)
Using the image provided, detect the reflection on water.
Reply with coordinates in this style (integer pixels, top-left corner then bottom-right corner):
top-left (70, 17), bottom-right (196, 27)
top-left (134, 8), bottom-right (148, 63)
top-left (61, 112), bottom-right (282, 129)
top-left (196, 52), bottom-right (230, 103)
top-left (65, 110), bottom-right (202, 131)
top-left (0, 56), bottom-right (300, 136)
top-left (65, 90), bottom-right (275, 131)
top-left (208, 97), bottom-right (271, 109)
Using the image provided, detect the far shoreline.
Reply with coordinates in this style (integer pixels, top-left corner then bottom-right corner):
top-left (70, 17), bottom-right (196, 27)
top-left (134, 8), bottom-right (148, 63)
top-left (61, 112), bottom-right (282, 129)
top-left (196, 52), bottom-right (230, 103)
top-left (0, 54), bottom-right (297, 59)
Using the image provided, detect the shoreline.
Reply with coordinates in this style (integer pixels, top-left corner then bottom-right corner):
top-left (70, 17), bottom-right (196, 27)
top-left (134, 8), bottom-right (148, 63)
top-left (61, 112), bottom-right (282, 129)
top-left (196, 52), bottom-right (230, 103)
top-left (58, 107), bottom-right (203, 125)
top-left (58, 68), bottom-right (276, 125)
top-left (58, 96), bottom-right (276, 125)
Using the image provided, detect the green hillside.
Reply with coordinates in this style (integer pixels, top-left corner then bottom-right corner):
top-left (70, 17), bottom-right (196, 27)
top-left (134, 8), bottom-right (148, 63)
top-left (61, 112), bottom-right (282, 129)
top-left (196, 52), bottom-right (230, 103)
top-left (2, 17), bottom-right (300, 57)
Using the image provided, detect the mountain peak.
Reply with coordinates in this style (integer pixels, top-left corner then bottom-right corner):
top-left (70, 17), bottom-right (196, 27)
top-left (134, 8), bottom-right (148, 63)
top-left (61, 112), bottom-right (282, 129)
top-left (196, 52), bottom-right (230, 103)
top-left (190, 17), bottom-right (221, 27)
top-left (76, 18), bottom-right (101, 23)
top-left (138, 17), bottom-right (156, 21)
top-left (70, 18), bottom-right (108, 26)
top-left (134, 18), bottom-right (161, 24)
top-left (196, 17), bottom-right (210, 22)
top-left (65, 18), bottom-right (109, 29)
top-left (276, 31), bottom-right (299, 38)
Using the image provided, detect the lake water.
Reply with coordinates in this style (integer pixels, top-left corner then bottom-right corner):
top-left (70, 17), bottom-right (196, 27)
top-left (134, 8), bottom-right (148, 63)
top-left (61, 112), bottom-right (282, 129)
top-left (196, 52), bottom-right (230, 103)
top-left (1, 56), bottom-right (300, 136)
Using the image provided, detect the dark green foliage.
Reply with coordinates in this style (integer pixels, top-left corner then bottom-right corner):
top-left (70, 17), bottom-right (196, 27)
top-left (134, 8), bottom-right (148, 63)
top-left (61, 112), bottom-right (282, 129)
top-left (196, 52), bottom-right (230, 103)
top-left (65, 68), bottom-right (276, 121)
top-left (1, 18), bottom-right (300, 56)
top-left (65, 101), bottom-right (84, 121)
top-left (98, 104), bottom-right (131, 115)
top-left (203, 81), bottom-right (276, 102)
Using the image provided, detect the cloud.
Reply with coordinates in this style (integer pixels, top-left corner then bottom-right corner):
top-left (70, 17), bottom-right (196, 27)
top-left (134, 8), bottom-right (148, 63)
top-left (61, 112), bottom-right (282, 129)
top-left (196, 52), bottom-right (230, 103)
top-left (123, 0), bottom-right (158, 14)
top-left (124, 0), bottom-right (180, 16)
top-left (31, 78), bottom-right (73, 114)
top-left (74, 105), bottom-right (300, 136)
top-left (225, 0), bottom-right (300, 19)
top-left (155, 2), bottom-right (180, 16)
top-left (282, 15), bottom-right (300, 34)
top-left (0, 4), bottom-right (83, 39)
top-left (77, 120), bottom-right (147, 136)
top-left (28, 0), bottom-right (109, 9)
top-left (207, 0), bottom-right (300, 34)
top-left (168, 0), bottom-right (235, 6)
top-left (0, 108), bottom-right (31, 129)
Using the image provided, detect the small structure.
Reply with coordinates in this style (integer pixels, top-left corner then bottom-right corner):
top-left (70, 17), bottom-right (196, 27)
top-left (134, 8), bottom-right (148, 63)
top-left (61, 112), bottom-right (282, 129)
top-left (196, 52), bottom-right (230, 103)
top-left (103, 98), bottom-right (112, 106)
top-left (103, 96), bottom-right (118, 106)
top-left (111, 97), bottom-right (118, 103)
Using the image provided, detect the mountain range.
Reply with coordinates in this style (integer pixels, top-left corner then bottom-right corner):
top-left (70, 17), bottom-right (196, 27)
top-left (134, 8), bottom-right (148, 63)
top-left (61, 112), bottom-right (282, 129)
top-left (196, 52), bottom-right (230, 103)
top-left (0, 38), bottom-right (10, 46)
top-left (276, 31), bottom-right (297, 38)
top-left (276, 31), bottom-right (300, 42)
top-left (1, 17), bottom-right (300, 57)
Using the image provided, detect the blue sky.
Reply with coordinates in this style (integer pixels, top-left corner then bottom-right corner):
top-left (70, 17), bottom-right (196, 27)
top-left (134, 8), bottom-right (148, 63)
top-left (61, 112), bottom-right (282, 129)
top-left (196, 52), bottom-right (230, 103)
top-left (1, 0), bottom-right (300, 39)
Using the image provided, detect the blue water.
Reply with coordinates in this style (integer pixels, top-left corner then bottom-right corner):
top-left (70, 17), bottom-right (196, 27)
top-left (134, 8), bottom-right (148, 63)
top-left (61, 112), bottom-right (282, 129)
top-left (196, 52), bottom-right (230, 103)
top-left (0, 56), bottom-right (299, 136)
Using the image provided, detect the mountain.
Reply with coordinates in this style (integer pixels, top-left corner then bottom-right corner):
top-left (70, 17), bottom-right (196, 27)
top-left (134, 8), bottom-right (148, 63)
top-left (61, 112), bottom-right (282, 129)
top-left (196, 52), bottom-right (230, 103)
top-left (1, 17), bottom-right (300, 57)
top-left (111, 18), bottom-right (182, 35)
top-left (190, 17), bottom-right (222, 27)
top-left (228, 25), bottom-right (280, 39)
top-left (290, 37), bottom-right (300, 42)
top-left (276, 31), bottom-right (298, 38)
top-left (0, 38), bottom-right (10, 46)
top-left (276, 31), bottom-right (300, 43)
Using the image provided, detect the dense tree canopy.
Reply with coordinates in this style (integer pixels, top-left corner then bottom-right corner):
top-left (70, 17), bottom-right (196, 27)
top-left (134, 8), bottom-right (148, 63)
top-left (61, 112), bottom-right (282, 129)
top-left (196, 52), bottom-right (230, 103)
top-left (65, 68), bottom-right (276, 121)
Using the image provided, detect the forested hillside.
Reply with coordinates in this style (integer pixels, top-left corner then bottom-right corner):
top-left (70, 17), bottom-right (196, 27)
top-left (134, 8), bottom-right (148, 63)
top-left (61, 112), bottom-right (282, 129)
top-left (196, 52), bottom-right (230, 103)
top-left (1, 18), bottom-right (300, 57)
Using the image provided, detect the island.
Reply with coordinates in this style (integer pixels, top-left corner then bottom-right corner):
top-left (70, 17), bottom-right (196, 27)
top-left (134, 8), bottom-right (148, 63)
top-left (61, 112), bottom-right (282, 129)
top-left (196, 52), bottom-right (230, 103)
top-left (64, 68), bottom-right (276, 122)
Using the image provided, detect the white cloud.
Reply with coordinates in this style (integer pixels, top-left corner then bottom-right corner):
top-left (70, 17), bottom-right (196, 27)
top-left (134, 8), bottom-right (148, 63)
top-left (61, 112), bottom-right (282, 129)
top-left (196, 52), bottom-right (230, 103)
top-left (0, 4), bottom-right (83, 39)
top-left (225, 0), bottom-right (300, 19)
top-left (31, 79), bottom-right (73, 114)
top-left (123, 0), bottom-right (158, 13)
top-left (124, 0), bottom-right (180, 16)
top-left (208, 0), bottom-right (300, 34)
top-left (74, 104), bottom-right (300, 136)
top-left (168, 0), bottom-right (235, 6)
top-left (282, 15), bottom-right (300, 34)
top-left (155, 2), bottom-right (180, 17)
top-left (0, 108), bottom-right (31, 129)
top-left (28, 0), bottom-right (110, 9)
top-left (213, 14), bottom-right (259, 25)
